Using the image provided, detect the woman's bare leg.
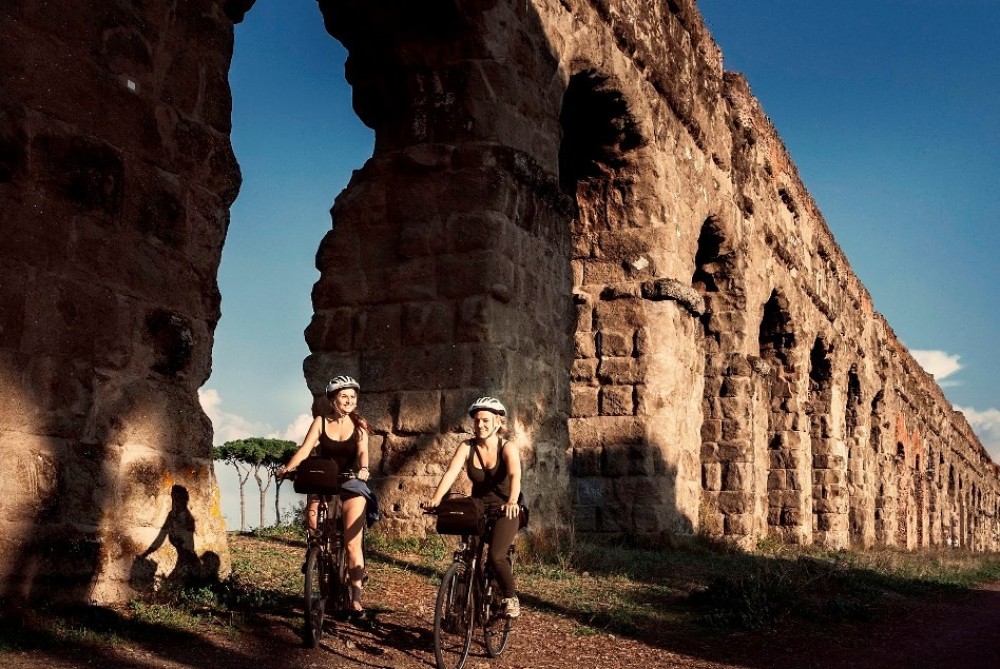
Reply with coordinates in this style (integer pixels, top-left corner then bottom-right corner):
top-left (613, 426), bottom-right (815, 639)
top-left (342, 495), bottom-right (367, 611)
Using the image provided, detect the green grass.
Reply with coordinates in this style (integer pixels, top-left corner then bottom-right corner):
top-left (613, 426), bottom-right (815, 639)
top-left (5, 525), bottom-right (1000, 655)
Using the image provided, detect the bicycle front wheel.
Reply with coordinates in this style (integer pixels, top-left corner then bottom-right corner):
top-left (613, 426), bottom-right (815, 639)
top-left (483, 574), bottom-right (512, 657)
top-left (433, 562), bottom-right (474, 669)
top-left (303, 545), bottom-right (327, 648)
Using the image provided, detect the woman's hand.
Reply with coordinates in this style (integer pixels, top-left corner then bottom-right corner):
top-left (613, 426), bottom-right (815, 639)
top-left (358, 466), bottom-right (370, 482)
top-left (502, 502), bottom-right (520, 520)
top-left (276, 465), bottom-right (291, 479)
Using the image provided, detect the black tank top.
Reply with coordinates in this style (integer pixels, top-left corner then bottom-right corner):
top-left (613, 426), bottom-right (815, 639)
top-left (468, 440), bottom-right (511, 502)
top-left (317, 417), bottom-right (358, 473)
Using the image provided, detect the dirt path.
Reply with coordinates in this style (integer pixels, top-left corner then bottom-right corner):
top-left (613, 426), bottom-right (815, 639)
top-left (6, 578), bottom-right (1000, 669)
top-left (5, 540), bottom-right (1000, 669)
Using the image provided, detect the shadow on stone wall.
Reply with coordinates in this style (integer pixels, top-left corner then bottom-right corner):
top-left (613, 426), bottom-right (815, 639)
top-left (130, 485), bottom-right (221, 593)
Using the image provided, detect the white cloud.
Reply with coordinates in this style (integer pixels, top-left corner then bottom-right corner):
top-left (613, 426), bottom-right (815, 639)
top-left (911, 349), bottom-right (963, 382)
top-left (955, 406), bottom-right (1000, 462)
top-left (199, 388), bottom-right (276, 444)
top-left (280, 413), bottom-right (314, 443)
top-left (198, 388), bottom-right (312, 446)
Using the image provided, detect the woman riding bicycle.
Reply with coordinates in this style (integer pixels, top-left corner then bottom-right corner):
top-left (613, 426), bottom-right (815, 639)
top-left (426, 396), bottom-right (523, 618)
top-left (278, 374), bottom-right (372, 618)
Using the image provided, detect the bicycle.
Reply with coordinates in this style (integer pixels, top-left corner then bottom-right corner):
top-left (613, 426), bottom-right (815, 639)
top-left (284, 470), bottom-right (357, 648)
top-left (424, 505), bottom-right (516, 669)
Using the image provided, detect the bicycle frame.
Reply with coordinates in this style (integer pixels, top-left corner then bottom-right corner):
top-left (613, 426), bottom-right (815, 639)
top-left (300, 472), bottom-right (356, 648)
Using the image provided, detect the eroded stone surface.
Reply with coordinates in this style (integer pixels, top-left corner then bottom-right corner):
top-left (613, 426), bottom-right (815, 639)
top-left (0, 0), bottom-right (238, 602)
top-left (312, 0), bottom-right (1000, 552)
top-left (2, 0), bottom-right (998, 603)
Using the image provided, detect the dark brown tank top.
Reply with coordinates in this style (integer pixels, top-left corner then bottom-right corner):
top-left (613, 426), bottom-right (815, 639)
top-left (317, 417), bottom-right (358, 473)
top-left (468, 440), bottom-right (511, 501)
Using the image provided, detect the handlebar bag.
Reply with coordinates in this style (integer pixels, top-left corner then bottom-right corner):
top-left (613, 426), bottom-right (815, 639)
top-left (436, 496), bottom-right (485, 536)
top-left (293, 457), bottom-right (341, 495)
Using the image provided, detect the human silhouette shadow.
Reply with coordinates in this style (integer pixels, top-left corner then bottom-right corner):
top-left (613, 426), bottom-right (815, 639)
top-left (130, 485), bottom-right (220, 592)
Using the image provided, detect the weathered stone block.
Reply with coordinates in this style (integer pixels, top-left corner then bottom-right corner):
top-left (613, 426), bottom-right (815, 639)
top-left (718, 491), bottom-right (751, 515)
top-left (702, 462), bottom-right (722, 491)
top-left (574, 332), bottom-right (597, 359)
top-left (599, 385), bottom-right (633, 416)
top-left (718, 440), bottom-right (752, 461)
top-left (571, 358), bottom-right (598, 383)
top-left (594, 299), bottom-right (646, 330)
top-left (700, 441), bottom-right (720, 464)
top-left (396, 390), bottom-right (441, 434)
top-left (721, 417), bottom-right (746, 440)
top-left (597, 357), bottom-right (643, 385)
top-left (724, 513), bottom-right (752, 536)
top-left (571, 448), bottom-right (602, 477)
top-left (700, 419), bottom-right (722, 442)
top-left (571, 386), bottom-right (599, 418)
top-left (720, 376), bottom-right (751, 397)
top-left (723, 462), bottom-right (751, 491)
top-left (403, 301), bottom-right (455, 345)
top-left (575, 477), bottom-right (606, 506)
top-left (598, 330), bottom-right (633, 357)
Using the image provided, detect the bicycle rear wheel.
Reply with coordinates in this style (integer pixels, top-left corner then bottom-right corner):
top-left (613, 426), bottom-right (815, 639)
top-left (433, 562), bottom-right (473, 669)
top-left (303, 545), bottom-right (327, 648)
top-left (483, 574), bottom-right (512, 657)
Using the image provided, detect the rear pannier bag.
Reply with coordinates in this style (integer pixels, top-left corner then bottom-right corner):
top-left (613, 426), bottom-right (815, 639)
top-left (435, 496), bottom-right (485, 536)
top-left (293, 457), bottom-right (341, 495)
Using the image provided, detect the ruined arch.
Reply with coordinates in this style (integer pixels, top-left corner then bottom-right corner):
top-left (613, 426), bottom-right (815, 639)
top-left (757, 290), bottom-right (806, 543)
top-left (564, 66), bottom-right (700, 535)
top-left (845, 364), bottom-right (869, 545)
top-left (808, 336), bottom-right (843, 546)
top-left (559, 69), bottom-right (644, 197)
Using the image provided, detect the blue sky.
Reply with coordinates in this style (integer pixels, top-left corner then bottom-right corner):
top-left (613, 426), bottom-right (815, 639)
top-left (205, 0), bottom-right (1000, 528)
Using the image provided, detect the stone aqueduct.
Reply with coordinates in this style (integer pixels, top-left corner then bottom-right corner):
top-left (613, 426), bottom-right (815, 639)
top-left (2, 0), bottom-right (998, 602)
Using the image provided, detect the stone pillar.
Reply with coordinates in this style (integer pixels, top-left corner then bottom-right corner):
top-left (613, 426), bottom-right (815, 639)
top-left (316, 0), bottom-right (574, 536)
top-left (0, 0), bottom-right (245, 602)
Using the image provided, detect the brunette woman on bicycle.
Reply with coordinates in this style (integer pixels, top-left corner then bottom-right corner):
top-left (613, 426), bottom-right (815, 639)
top-left (278, 375), bottom-right (373, 618)
top-left (426, 397), bottom-right (523, 618)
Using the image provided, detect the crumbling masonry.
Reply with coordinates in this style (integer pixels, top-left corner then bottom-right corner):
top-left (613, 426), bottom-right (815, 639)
top-left (2, 0), bottom-right (998, 602)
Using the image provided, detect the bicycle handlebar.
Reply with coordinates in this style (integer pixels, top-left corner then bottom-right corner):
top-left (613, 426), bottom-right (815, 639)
top-left (278, 470), bottom-right (358, 482)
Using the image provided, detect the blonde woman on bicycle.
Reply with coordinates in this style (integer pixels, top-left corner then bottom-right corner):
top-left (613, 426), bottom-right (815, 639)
top-left (278, 375), bottom-right (373, 619)
top-left (426, 396), bottom-right (523, 618)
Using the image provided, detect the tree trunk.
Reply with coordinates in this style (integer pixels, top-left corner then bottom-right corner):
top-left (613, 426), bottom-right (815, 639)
top-left (253, 465), bottom-right (273, 528)
top-left (232, 462), bottom-right (252, 532)
top-left (274, 479), bottom-right (283, 525)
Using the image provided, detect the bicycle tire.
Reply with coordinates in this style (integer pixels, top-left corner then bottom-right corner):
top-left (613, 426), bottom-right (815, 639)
top-left (433, 562), bottom-right (474, 669)
top-left (483, 574), bottom-right (512, 656)
top-left (303, 545), bottom-right (327, 648)
top-left (334, 536), bottom-right (352, 616)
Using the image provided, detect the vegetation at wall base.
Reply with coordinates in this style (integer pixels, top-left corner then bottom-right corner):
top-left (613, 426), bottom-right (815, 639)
top-left (3, 527), bottom-right (1000, 657)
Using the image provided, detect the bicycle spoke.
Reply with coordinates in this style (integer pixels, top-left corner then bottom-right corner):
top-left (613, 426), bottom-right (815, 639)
top-left (433, 563), bottom-right (473, 669)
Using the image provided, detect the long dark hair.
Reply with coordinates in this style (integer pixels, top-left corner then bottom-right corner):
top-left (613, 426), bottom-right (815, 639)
top-left (347, 410), bottom-right (370, 435)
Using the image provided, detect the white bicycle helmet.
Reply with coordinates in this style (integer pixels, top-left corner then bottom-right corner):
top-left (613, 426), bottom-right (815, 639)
top-left (467, 396), bottom-right (506, 417)
top-left (326, 375), bottom-right (360, 396)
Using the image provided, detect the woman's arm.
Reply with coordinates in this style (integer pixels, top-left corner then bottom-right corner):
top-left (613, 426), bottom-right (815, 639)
top-left (501, 441), bottom-right (522, 519)
top-left (277, 416), bottom-right (323, 476)
top-left (356, 425), bottom-right (370, 481)
top-left (428, 441), bottom-right (471, 507)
